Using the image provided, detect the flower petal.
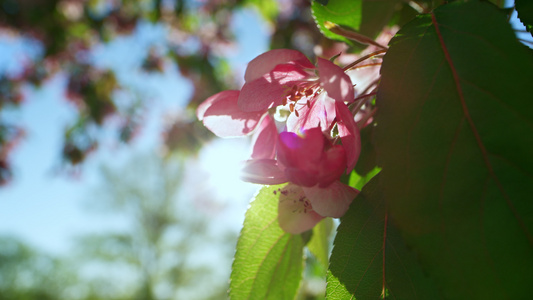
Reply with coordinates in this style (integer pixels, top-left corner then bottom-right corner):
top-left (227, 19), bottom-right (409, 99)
top-left (241, 159), bottom-right (287, 185)
top-left (303, 181), bottom-right (358, 218)
top-left (286, 93), bottom-right (336, 133)
top-left (251, 114), bottom-right (278, 160)
top-left (277, 184), bottom-right (324, 234)
top-left (317, 57), bottom-right (354, 103)
top-left (282, 167), bottom-right (319, 187)
top-left (198, 90), bottom-right (264, 137)
top-left (277, 128), bottom-right (324, 169)
top-left (238, 64), bottom-right (311, 112)
top-left (197, 90), bottom-right (237, 120)
top-left (347, 62), bottom-right (381, 96)
top-left (277, 128), bottom-right (327, 187)
top-left (317, 145), bottom-right (347, 188)
top-left (336, 101), bottom-right (361, 172)
top-left (244, 49), bottom-right (314, 82)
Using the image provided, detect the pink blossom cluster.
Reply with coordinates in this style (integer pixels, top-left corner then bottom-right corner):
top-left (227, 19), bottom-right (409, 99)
top-left (197, 49), bottom-right (361, 233)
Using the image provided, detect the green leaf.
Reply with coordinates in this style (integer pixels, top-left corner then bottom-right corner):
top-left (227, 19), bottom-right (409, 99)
top-left (488, 0), bottom-right (507, 8)
top-left (230, 184), bottom-right (305, 300)
top-left (375, 1), bottom-right (533, 299)
top-left (354, 124), bottom-right (378, 177)
top-left (311, 0), bottom-right (362, 44)
top-left (348, 166), bottom-right (381, 191)
top-left (307, 218), bottom-right (333, 268)
top-left (358, 0), bottom-right (400, 39)
top-left (347, 122), bottom-right (382, 191)
top-left (327, 175), bottom-right (440, 299)
top-left (388, 3), bottom-right (420, 30)
top-left (346, 122), bottom-right (382, 191)
top-left (516, 0), bottom-right (533, 33)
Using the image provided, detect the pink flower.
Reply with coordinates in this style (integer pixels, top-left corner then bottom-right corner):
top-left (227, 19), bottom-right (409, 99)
top-left (197, 49), bottom-right (363, 234)
top-left (243, 127), bottom-right (359, 234)
top-left (276, 128), bottom-right (346, 188)
top-left (197, 49), bottom-right (317, 135)
top-left (196, 90), bottom-right (264, 138)
top-left (250, 114), bottom-right (278, 160)
top-left (238, 49), bottom-right (360, 171)
top-left (196, 90), bottom-right (276, 159)
top-left (238, 49), bottom-right (353, 113)
top-left (276, 181), bottom-right (358, 234)
top-left (196, 50), bottom-right (360, 170)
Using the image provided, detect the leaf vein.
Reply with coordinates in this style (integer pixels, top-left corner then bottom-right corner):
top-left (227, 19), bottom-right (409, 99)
top-left (431, 12), bottom-right (533, 246)
top-left (246, 232), bottom-right (288, 300)
top-left (437, 22), bottom-right (511, 61)
top-left (460, 78), bottom-right (533, 130)
top-left (479, 176), bottom-right (508, 298)
top-left (350, 197), bottom-right (386, 297)
top-left (264, 234), bottom-right (293, 299)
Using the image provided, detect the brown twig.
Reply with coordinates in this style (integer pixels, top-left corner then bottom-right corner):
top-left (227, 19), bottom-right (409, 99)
top-left (343, 49), bottom-right (387, 71)
top-left (325, 22), bottom-right (388, 49)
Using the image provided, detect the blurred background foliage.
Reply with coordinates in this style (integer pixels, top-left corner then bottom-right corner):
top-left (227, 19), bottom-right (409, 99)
top-left (0, 0), bottom-right (319, 183)
top-left (0, 152), bottom-right (235, 300)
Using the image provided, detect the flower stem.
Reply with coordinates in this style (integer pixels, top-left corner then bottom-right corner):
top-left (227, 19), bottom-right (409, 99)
top-left (357, 107), bottom-right (377, 129)
top-left (325, 22), bottom-right (388, 49)
top-left (343, 49), bottom-right (387, 71)
top-left (349, 91), bottom-right (377, 115)
top-left (350, 62), bottom-right (382, 70)
top-left (359, 78), bottom-right (380, 97)
top-left (353, 91), bottom-right (377, 103)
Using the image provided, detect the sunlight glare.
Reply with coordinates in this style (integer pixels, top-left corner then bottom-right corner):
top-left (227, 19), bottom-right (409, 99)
top-left (197, 138), bottom-right (258, 205)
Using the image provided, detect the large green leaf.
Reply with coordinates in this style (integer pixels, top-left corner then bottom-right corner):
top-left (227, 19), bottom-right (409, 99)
top-left (375, 1), bottom-right (533, 299)
top-left (327, 175), bottom-right (440, 299)
top-left (230, 184), bottom-right (304, 300)
top-left (358, 0), bottom-right (400, 39)
top-left (311, 0), bottom-right (362, 44)
top-left (307, 218), bottom-right (333, 268)
top-left (349, 124), bottom-right (382, 191)
top-left (516, 0), bottom-right (533, 33)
